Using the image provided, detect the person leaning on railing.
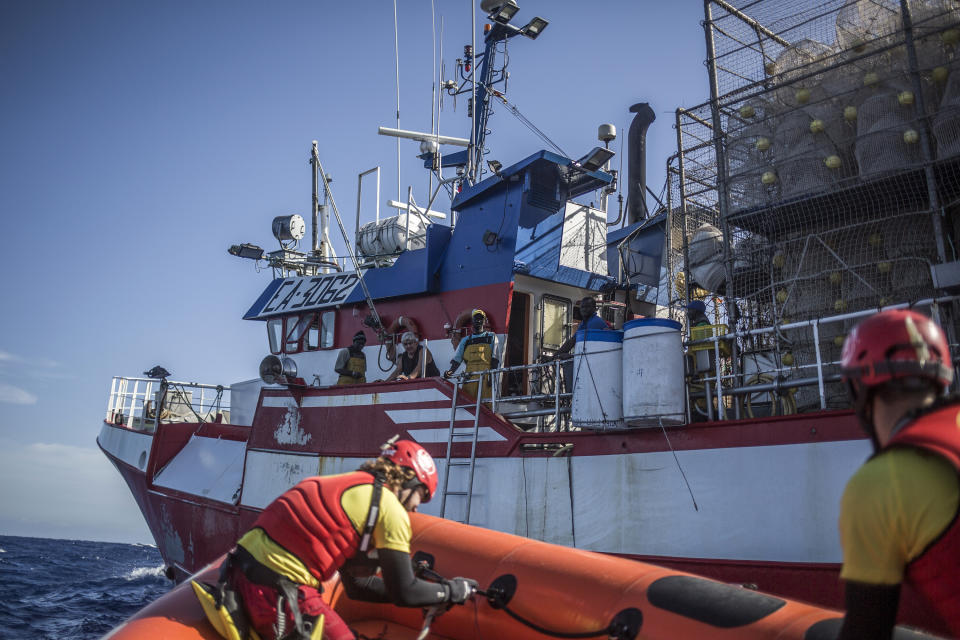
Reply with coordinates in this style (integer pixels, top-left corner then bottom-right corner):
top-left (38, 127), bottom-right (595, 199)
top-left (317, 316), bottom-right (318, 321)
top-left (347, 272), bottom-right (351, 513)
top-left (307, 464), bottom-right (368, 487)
top-left (444, 309), bottom-right (498, 399)
top-left (387, 331), bottom-right (439, 381)
top-left (551, 296), bottom-right (610, 359)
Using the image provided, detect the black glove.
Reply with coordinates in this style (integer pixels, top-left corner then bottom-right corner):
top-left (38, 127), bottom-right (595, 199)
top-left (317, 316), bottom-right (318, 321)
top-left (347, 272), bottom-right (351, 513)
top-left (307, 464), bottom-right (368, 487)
top-left (444, 577), bottom-right (478, 604)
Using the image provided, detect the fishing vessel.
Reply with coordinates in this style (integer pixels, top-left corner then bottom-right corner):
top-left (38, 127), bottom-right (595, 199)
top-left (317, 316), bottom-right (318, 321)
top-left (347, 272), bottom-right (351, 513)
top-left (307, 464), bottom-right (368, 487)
top-left (98, 0), bottom-right (960, 635)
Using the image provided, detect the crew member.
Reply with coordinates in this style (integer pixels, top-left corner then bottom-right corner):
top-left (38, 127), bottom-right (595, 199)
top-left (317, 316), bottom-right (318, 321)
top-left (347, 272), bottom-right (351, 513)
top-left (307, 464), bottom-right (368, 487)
top-left (555, 296), bottom-right (610, 357)
top-left (444, 309), bottom-right (498, 399)
top-left (335, 331), bottom-right (367, 385)
top-left (192, 439), bottom-right (478, 640)
top-left (387, 332), bottom-right (440, 381)
top-left (685, 300), bottom-right (711, 327)
top-left (837, 309), bottom-right (960, 639)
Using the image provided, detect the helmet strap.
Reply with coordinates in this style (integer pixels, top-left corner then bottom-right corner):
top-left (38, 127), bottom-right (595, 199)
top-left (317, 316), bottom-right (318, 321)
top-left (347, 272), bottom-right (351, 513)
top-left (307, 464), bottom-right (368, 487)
top-left (848, 381), bottom-right (881, 453)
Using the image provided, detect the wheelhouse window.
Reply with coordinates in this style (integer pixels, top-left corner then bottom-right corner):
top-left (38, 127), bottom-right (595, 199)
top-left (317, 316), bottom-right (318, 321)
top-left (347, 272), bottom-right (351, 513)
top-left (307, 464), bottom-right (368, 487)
top-left (306, 314), bottom-right (321, 350)
top-left (541, 295), bottom-right (570, 350)
top-left (269, 312), bottom-right (336, 354)
top-left (267, 318), bottom-right (283, 355)
top-left (285, 314), bottom-right (314, 353)
top-left (320, 310), bottom-right (334, 348)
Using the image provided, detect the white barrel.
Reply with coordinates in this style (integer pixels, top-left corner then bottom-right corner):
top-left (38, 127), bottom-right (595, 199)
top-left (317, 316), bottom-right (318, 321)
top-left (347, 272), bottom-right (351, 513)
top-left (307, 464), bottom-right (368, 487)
top-left (357, 214), bottom-right (427, 257)
top-left (622, 318), bottom-right (685, 426)
top-left (572, 329), bottom-right (623, 430)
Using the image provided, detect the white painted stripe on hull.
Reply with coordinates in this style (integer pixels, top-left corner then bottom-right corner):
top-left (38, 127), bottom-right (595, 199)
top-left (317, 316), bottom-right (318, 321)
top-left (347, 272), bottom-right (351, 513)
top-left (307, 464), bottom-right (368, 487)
top-left (240, 452), bottom-right (362, 509)
top-left (425, 439), bottom-right (871, 563)
top-left (97, 423), bottom-right (153, 471)
top-left (262, 397), bottom-right (299, 409)
top-left (386, 408), bottom-right (476, 424)
top-left (262, 388), bottom-right (450, 409)
top-left (157, 436), bottom-right (872, 565)
top-left (407, 427), bottom-right (507, 442)
top-left (153, 435), bottom-right (246, 505)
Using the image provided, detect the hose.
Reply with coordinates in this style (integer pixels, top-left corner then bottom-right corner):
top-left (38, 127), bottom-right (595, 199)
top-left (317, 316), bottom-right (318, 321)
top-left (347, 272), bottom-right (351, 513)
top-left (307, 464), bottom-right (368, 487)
top-left (494, 601), bottom-right (627, 639)
top-left (743, 373), bottom-right (797, 417)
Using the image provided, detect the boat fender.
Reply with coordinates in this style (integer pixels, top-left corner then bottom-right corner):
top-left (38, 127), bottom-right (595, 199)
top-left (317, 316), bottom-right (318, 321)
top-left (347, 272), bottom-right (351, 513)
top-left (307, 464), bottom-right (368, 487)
top-left (449, 308), bottom-right (491, 349)
top-left (646, 575), bottom-right (784, 628)
top-left (485, 574), bottom-right (643, 640)
top-left (384, 315), bottom-right (420, 339)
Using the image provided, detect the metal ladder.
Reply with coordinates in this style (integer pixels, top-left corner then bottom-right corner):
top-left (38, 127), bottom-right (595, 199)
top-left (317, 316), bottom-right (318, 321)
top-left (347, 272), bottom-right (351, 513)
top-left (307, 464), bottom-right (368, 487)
top-left (438, 373), bottom-right (486, 524)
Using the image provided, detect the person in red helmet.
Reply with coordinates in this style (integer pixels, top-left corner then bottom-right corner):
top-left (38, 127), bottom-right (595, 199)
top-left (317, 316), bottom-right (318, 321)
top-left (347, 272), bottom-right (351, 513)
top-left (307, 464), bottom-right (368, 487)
top-left (837, 308), bottom-right (960, 639)
top-left (192, 438), bottom-right (477, 640)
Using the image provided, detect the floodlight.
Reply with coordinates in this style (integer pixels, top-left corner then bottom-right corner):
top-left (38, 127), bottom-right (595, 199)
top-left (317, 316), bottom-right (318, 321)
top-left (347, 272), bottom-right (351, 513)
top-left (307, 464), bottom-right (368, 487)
top-left (228, 243), bottom-right (265, 260)
top-left (576, 146), bottom-right (616, 172)
top-left (484, 0), bottom-right (519, 24)
top-left (272, 214), bottom-right (306, 242)
top-left (521, 16), bottom-right (548, 39)
top-left (259, 355), bottom-right (298, 385)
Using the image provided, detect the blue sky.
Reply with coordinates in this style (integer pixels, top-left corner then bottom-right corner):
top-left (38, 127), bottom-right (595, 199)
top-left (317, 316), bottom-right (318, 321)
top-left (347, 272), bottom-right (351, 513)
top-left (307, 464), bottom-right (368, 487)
top-left (0, 0), bottom-right (707, 543)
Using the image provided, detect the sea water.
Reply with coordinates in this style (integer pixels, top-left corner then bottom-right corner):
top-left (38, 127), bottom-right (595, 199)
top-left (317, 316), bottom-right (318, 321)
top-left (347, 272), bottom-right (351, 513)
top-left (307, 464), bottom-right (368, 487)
top-left (0, 534), bottom-right (171, 639)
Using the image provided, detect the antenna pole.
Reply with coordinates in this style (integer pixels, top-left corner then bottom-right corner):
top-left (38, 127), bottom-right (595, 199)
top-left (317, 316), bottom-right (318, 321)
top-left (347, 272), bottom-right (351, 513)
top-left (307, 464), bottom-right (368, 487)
top-left (311, 141), bottom-right (320, 255)
top-left (394, 0), bottom-right (402, 203)
top-left (469, 0), bottom-right (476, 184)
top-left (430, 0), bottom-right (437, 198)
top-left (316, 156), bottom-right (383, 328)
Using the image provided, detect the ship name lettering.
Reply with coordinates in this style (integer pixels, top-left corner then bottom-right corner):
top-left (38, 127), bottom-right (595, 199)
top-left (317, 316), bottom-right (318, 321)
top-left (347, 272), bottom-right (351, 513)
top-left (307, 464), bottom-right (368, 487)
top-left (263, 273), bottom-right (359, 315)
top-left (318, 274), bottom-right (356, 305)
top-left (263, 280), bottom-right (295, 314)
top-left (278, 280), bottom-right (304, 310)
top-left (292, 278), bottom-right (324, 309)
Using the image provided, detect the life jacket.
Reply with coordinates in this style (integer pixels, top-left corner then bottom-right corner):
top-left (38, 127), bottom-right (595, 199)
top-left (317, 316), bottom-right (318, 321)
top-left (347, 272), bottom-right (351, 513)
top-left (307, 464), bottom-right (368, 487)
top-left (251, 471), bottom-right (381, 582)
top-left (886, 401), bottom-right (960, 636)
top-left (462, 333), bottom-right (495, 398)
top-left (336, 350), bottom-right (366, 385)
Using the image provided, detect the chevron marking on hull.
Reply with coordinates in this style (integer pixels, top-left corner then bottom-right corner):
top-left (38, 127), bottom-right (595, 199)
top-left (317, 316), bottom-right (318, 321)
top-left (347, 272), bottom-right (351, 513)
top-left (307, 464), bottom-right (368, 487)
top-left (262, 389), bottom-right (451, 409)
top-left (386, 408), bottom-right (477, 423)
top-left (407, 427), bottom-right (507, 442)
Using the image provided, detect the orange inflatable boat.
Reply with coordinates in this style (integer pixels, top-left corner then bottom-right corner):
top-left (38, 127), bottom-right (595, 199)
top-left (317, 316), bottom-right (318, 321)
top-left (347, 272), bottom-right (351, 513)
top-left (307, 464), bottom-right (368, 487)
top-left (105, 513), bottom-right (938, 640)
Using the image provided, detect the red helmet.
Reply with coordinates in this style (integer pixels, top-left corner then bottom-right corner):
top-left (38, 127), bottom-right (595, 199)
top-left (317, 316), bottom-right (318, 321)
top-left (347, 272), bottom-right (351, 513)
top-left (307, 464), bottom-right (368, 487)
top-left (383, 439), bottom-right (438, 502)
top-left (841, 309), bottom-right (953, 392)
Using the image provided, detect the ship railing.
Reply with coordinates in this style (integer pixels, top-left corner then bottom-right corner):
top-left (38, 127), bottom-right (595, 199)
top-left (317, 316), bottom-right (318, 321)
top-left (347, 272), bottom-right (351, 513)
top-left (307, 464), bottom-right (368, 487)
top-left (105, 376), bottom-right (231, 433)
top-left (686, 296), bottom-right (960, 422)
top-left (448, 360), bottom-right (573, 432)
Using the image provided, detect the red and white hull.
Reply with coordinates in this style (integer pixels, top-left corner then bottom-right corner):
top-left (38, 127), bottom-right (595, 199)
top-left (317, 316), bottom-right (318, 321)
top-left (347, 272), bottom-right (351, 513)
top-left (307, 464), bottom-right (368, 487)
top-left (99, 379), bottom-right (868, 605)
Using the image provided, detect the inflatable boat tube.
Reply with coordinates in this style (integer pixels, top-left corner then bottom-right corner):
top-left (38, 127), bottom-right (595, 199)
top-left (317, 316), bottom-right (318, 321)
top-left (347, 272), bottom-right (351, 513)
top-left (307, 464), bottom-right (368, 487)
top-left (106, 513), bottom-right (938, 640)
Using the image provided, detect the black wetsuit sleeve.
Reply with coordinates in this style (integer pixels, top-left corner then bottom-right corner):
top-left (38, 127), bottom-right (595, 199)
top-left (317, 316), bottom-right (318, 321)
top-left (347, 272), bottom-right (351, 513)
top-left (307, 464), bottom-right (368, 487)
top-left (837, 581), bottom-right (900, 640)
top-left (340, 561), bottom-right (390, 602)
top-left (378, 548), bottom-right (449, 607)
